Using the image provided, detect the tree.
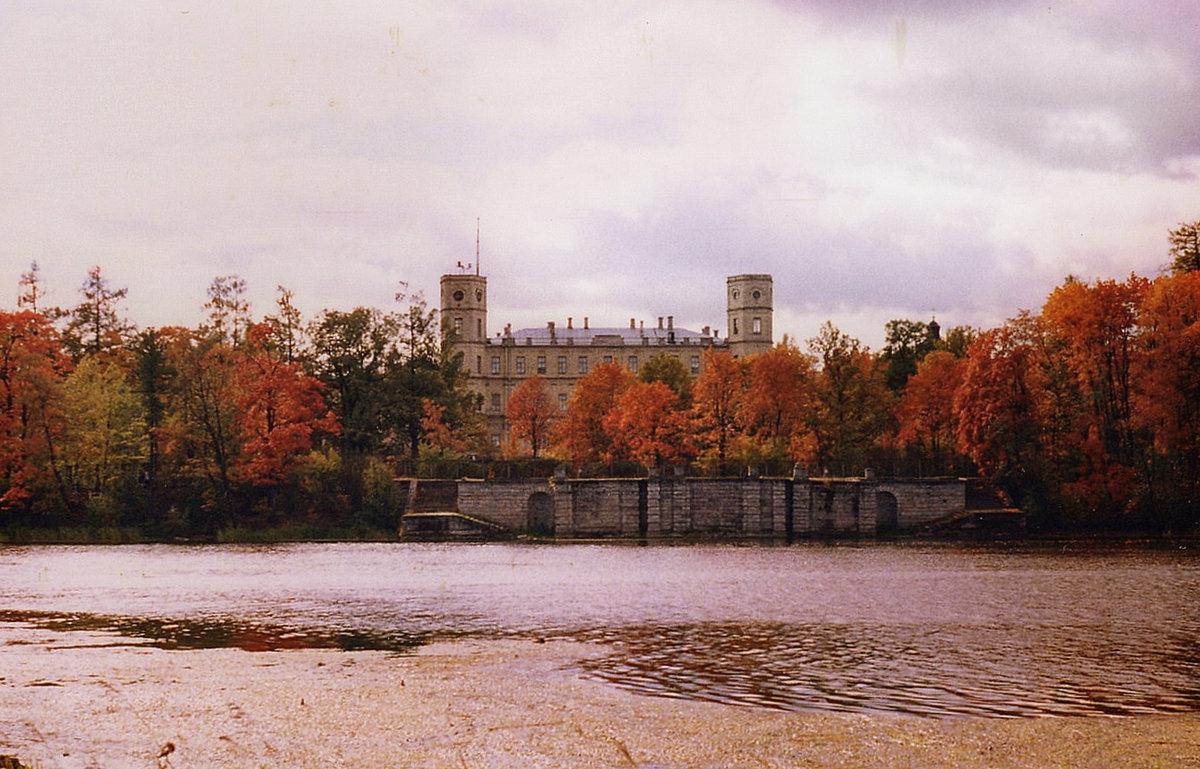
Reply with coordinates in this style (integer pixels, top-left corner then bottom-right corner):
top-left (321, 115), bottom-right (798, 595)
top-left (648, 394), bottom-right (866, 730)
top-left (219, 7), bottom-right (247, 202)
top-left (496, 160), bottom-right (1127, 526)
top-left (553, 362), bottom-right (635, 467)
top-left (0, 311), bottom-right (72, 517)
top-left (309, 307), bottom-right (400, 455)
top-left (1169, 219), bottom-right (1200, 274)
top-left (735, 342), bottom-right (818, 468)
top-left (637, 352), bottom-right (693, 406)
top-left (1133, 271), bottom-right (1200, 527)
top-left (953, 315), bottom-right (1056, 515)
top-left (604, 381), bottom-right (693, 468)
top-left (391, 286), bottom-right (447, 460)
top-left (807, 323), bottom-right (892, 475)
top-left (64, 266), bottom-right (134, 360)
top-left (229, 323), bottom-right (340, 491)
top-left (893, 350), bottom-right (966, 475)
top-left (505, 375), bottom-right (557, 458)
top-left (60, 355), bottom-right (148, 512)
top-left (204, 275), bottom-right (251, 344)
top-left (880, 319), bottom-right (936, 392)
top-left (265, 286), bottom-right (306, 364)
top-left (690, 347), bottom-right (747, 475)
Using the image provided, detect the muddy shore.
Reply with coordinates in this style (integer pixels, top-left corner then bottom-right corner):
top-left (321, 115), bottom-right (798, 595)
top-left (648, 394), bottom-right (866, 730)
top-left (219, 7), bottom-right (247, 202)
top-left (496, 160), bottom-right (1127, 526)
top-left (2, 623), bottom-right (1199, 769)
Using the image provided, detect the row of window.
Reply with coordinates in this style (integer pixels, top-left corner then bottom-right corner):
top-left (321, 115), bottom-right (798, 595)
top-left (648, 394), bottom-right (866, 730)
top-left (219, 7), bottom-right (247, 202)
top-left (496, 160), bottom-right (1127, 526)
top-left (478, 354), bottom-right (702, 376)
top-left (489, 391), bottom-right (569, 413)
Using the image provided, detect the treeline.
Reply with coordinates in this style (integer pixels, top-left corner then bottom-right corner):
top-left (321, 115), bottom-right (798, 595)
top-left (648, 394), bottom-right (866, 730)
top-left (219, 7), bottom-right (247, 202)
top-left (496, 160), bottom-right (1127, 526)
top-left (3, 221), bottom-right (1199, 537)
top-left (1, 267), bottom-right (480, 539)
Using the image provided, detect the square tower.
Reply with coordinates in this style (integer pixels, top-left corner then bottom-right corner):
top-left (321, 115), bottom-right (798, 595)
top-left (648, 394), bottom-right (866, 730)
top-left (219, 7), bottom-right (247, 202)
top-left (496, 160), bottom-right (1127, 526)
top-left (726, 274), bottom-right (773, 358)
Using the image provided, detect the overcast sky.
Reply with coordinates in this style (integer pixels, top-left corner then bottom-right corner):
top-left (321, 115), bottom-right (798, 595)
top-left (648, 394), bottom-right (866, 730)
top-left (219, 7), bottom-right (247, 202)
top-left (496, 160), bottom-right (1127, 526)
top-left (3, 1), bottom-right (1199, 349)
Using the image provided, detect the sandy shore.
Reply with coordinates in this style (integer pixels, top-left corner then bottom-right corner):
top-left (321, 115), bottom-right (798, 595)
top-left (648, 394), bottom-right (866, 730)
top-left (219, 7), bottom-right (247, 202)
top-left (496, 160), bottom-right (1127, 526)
top-left (2, 623), bottom-right (1199, 769)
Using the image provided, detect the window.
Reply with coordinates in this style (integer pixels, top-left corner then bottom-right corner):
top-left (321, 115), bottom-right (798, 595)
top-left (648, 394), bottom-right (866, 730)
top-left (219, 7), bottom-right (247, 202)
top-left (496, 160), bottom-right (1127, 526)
top-left (477, 319), bottom-right (483, 337)
top-left (628, 355), bottom-right (638, 372)
top-left (732, 318), bottom-right (739, 335)
top-left (602, 355), bottom-right (613, 364)
top-left (453, 317), bottom-right (463, 334)
top-left (752, 317), bottom-right (762, 335)
top-left (491, 393), bottom-right (501, 412)
top-left (558, 393), bottom-right (568, 411)
top-left (578, 357), bottom-right (588, 374)
top-left (476, 355), bottom-right (482, 374)
top-left (516, 356), bottom-right (526, 374)
top-left (690, 356), bottom-right (700, 375)
top-left (491, 356), bottom-right (500, 374)
top-left (490, 434), bottom-right (501, 446)
top-left (557, 356), bottom-right (567, 374)
top-left (537, 356), bottom-right (547, 374)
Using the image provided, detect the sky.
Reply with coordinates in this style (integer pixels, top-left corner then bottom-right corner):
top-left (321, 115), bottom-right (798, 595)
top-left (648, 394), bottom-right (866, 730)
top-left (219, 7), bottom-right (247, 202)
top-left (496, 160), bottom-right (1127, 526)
top-left (3, 1), bottom-right (1199, 350)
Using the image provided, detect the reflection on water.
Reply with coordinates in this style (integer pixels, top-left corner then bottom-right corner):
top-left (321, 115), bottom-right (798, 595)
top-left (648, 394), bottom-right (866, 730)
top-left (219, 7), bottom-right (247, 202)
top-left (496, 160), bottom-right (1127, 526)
top-left (0, 609), bottom-right (423, 653)
top-left (2, 542), bottom-right (1199, 718)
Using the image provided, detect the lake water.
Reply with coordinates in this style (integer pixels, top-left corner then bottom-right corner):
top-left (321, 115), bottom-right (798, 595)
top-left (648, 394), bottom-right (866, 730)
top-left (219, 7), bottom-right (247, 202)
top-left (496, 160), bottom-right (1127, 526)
top-left (2, 542), bottom-right (1198, 718)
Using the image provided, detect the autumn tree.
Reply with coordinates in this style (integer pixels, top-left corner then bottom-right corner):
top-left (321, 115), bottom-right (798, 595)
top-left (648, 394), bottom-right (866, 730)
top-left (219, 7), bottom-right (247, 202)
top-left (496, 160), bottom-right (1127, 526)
top-left (893, 350), bottom-right (966, 475)
top-left (1169, 219), bottom-right (1200, 274)
top-left (229, 323), bottom-right (340, 494)
top-left (1041, 275), bottom-right (1148, 517)
top-left (553, 362), bottom-right (635, 468)
top-left (807, 323), bottom-right (892, 476)
top-left (1134, 271), bottom-right (1200, 526)
top-left (0, 311), bottom-right (72, 518)
top-left (735, 342), bottom-right (818, 469)
top-left (690, 347), bottom-right (747, 475)
top-left (604, 380), bottom-right (693, 468)
top-left (506, 375), bottom-right (557, 458)
top-left (953, 315), bottom-right (1059, 516)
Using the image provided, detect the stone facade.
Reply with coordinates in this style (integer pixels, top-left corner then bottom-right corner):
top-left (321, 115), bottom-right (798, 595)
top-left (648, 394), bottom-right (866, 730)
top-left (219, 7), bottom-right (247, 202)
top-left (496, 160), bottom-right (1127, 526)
top-left (440, 271), bottom-right (773, 449)
top-left (409, 475), bottom-right (967, 540)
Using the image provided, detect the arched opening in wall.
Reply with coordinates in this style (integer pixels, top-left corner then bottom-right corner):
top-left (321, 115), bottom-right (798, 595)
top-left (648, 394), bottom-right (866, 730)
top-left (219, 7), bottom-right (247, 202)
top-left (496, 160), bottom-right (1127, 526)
top-left (527, 492), bottom-right (555, 536)
top-left (877, 491), bottom-right (899, 533)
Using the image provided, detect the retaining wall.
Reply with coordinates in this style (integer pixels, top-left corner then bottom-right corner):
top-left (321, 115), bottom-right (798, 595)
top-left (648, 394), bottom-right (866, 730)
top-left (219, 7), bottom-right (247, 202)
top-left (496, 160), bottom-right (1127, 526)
top-left (408, 476), bottom-right (966, 539)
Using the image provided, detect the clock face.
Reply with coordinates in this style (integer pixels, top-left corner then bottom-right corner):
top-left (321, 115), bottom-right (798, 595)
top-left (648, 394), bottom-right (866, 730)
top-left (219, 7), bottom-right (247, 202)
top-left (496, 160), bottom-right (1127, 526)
top-left (453, 290), bottom-right (464, 302)
top-left (752, 290), bottom-right (761, 300)
top-left (475, 289), bottom-right (483, 301)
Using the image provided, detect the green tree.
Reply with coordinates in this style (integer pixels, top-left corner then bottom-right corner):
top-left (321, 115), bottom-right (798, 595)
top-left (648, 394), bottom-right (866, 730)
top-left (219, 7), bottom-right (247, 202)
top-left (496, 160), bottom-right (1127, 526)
top-left (880, 319), bottom-right (936, 392)
top-left (637, 352), bottom-right (693, 406)
top-left (1169, 219), bottom-right (1200, 274)
top-left (60, 355), bottom-right (148, 511)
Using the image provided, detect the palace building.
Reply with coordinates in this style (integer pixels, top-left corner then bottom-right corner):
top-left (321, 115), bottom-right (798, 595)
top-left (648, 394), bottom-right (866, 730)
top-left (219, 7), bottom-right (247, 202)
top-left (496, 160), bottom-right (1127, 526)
top-left (440, 269), bottom-right (773, 447)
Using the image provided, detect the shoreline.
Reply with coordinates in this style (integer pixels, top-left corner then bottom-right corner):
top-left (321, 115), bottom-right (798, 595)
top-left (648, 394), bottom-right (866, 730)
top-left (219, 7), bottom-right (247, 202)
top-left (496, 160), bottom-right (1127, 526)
top-left (2, 624), bottom-right (1199, 768)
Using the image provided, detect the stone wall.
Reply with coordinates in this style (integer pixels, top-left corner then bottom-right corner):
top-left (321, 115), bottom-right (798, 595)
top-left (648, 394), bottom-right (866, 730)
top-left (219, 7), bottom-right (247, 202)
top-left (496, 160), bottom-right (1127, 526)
top-left (414, 476), bottom-right (966, 539)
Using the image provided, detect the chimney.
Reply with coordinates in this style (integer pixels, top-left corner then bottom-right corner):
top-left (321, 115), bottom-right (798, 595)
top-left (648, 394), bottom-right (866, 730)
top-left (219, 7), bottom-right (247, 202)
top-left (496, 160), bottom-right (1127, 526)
top-left (584, 316), bottom-right (589, 329)
top-left (657, 317), bottom-right (663, 329)
top-left (702, 325), bottom-right (710, 335)
top-left (667, 316), bottom-right (674, 330)
top-left (630, 318), bottom-right (636, 329)
top-left (567, 317), bottom-right (573, 329)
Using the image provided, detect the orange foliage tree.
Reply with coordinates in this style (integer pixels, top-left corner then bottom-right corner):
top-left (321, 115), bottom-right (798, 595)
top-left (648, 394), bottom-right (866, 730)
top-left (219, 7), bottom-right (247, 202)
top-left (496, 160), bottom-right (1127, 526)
top-left (553, 363), bottom-right (634, 467)
top-left (230, 323), bottom-right (340, 489)
top-left (505, 375), bottom-right (557, 458)
top-left (690, 348), bottom-right (747, 474)
top-left (808, 324), bottom-right (892, 476)
top-left (893, 350), bottom-right (966, 475)
top-left (1133, 271), bottom-right (1200, 523)
top-left (735, 342), bottom-right (818, 469)
top-left (0, 311), bottom-right (72, 516)
top-left (604, 380), bottom-right (694, 468)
